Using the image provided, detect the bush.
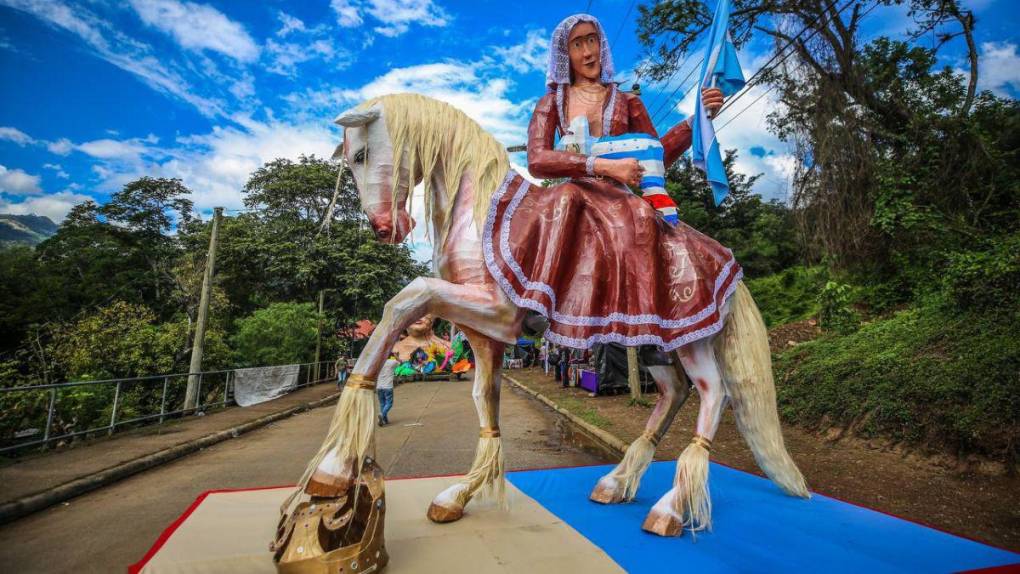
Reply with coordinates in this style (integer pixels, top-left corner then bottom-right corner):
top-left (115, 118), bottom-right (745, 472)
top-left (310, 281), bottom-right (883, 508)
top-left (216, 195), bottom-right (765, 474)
top-left (818, 281), bottom-right (861, 334)
top-left (774, 302), bottom-right (1020, 463)
top-left (232, 302), bottom-right (321, 367)
top-left (941, 234), bottom-right (1020, 310)
top-left (745, 266), bottom-right (826, 327)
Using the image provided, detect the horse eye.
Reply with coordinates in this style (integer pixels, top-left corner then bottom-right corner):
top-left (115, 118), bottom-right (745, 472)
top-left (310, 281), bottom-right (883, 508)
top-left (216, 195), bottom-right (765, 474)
top-left (353, 149), bottom-right (366, 164)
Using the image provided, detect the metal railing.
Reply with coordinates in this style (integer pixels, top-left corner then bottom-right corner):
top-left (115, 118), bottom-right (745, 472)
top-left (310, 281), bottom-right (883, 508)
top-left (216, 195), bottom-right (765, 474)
top-left (0, 360), bottom-right (337, 455)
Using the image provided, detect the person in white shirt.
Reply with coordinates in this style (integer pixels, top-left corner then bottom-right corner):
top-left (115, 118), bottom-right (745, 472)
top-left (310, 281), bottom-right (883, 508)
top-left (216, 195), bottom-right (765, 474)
top-left (377, 352), bottom-right (399, 426)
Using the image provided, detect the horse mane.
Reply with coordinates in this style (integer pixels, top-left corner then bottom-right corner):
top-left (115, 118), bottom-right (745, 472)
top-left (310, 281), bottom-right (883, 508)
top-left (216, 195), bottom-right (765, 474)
top-left (361, 93), bottom-right (510, 243)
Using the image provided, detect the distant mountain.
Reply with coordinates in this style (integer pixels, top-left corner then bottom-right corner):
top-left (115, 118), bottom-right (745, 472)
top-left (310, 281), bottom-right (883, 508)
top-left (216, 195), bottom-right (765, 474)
top-left (0, 214), bottom-right (59, 246)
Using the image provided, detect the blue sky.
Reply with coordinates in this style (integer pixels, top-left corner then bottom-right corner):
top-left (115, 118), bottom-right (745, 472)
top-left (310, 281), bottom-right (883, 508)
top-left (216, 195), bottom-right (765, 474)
top-left (0, 0), bottom-right (1017, 256)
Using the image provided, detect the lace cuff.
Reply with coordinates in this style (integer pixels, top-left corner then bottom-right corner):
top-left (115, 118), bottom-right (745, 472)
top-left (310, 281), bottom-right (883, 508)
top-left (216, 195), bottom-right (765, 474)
top-left (585, 155), bottom-right (597, 176)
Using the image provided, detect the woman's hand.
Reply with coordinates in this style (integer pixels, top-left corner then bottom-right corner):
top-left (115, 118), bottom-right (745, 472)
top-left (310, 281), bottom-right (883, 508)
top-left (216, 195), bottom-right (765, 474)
top-left (596, 158), bottom-right (644, 187)
top-left (702, 87), bottom-right (724, 117)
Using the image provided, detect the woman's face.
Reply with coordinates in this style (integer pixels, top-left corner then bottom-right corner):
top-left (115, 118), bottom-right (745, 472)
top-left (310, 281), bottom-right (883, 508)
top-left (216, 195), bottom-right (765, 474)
top-left (567, 21), bottom-right (601, 83)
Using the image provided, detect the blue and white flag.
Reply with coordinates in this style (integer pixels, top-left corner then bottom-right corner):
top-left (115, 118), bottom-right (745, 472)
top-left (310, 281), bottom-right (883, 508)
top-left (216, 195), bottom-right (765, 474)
top-left (691, 0), bottom-right (745, 206)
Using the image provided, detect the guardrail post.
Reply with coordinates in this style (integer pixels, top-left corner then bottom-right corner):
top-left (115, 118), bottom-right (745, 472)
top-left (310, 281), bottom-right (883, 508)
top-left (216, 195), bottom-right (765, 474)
top-left (222, 372), bottom-right (230, 407)
top-left (44, 388), bottom-right (57, 445)
top-left (159, 377), bottom-right (169, 424)
top-left (109, 381), bottom-right (122, 436)
top-left (195, 373), bottom-right (203, 412)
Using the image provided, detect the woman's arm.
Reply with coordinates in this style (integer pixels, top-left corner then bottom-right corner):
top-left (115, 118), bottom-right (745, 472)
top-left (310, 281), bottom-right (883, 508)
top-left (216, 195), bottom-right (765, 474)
top-left (661, 119), bottom-right (693, 169)
top-left (527, 93), bottom-right (644, 186)
top-left (526, 93), bottom-right (590, 179)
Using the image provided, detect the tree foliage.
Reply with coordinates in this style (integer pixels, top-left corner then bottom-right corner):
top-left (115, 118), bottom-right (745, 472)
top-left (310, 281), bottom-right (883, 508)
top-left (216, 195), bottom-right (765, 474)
top-left (232, 302), bottom-right (321, 367)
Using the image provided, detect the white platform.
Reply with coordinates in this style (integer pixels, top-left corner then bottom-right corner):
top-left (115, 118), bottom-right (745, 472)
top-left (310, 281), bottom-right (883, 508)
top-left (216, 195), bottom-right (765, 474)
top-left (133, 475), bottom-right (624, 573)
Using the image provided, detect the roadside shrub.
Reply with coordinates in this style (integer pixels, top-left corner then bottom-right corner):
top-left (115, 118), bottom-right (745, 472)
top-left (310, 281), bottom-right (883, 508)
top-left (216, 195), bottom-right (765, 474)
top-left (941, 234), bottom-right (1020, 310)
top-left (232, 302), bottom-right (320, 367)
top-left (745, 265), bottom-right (826, 327)
top-left (818, 281), bottom-right (861, 334)
top-left (775, 302), bottom-right (1020, 464)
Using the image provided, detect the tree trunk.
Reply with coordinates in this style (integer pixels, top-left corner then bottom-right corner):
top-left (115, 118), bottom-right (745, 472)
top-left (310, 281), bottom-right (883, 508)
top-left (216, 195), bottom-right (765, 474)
top-left (627, 346), bottom-right (641, 400)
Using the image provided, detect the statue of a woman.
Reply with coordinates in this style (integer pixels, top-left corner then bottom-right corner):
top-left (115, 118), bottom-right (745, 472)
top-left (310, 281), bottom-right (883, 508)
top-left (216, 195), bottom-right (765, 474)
top-left (528, 13), bottom-right (724, 188)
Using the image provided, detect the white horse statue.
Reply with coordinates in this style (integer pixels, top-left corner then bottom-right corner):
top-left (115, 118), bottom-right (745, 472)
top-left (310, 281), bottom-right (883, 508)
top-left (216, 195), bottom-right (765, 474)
top-left (274, 93), bottom-right (809, 571)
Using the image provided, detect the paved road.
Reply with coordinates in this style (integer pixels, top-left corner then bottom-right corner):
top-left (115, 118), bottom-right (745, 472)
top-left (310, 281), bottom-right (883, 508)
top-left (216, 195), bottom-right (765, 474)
top-left (0, 379), bottom-right (607, 573)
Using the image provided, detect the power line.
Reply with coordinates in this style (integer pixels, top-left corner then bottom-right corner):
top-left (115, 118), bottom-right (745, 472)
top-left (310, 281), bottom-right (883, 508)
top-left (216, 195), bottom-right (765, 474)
top-left (610, 0), bottom-right (637, 49)
top-left (650, 56), bottom-right (704, 125)
top-left (651, 0), bottom-right (854, 128)
top-left (717, 0), bottom-right (861, 117)
top-left (716, 0), bottom-right (881, 132)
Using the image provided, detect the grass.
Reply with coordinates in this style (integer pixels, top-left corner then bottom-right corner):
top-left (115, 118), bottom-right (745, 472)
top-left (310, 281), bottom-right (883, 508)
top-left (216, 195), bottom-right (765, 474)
top-left (773, 300), bottom-right (1020, 464)
top-left (745, 265), bottom-right (826, 327)
top-left (557, 396), bottom-right (613, 429)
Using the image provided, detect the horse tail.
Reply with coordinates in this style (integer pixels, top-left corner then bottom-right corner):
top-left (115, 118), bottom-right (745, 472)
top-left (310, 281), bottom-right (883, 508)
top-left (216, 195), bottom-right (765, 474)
top-left (713, 281), bottom-right (809, 498)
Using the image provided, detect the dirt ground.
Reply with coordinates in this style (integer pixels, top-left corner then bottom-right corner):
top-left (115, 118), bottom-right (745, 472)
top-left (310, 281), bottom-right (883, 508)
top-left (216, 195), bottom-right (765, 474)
top-left (508, 366), bottom-right (1020, 552)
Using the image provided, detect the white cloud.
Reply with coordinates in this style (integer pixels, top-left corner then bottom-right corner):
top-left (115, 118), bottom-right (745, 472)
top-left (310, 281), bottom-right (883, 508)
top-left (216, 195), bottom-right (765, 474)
top-left (493, 29), bottom-right (548, 75)
top-left (975, 41), bottom-right (1020, 97)
top-left (70, 119), bottom-right (338, 214)
top-left (77, 137), bottom-right (152, 161)
top-left (331, 62), bottom-right (534, 145)
top-left (128, 0), bottom-right (259, 63)
top-left (1, 0), bottom-right (225, 117)
top-left (0, 126), bottom-right (34, 146)
top-left (276, 11), bottom-right (306, 37)
top-left (43, 163), bottom-right (70, 179)
top-left (0, 189), bottom-right (93, 221)
top-left (330, 0), bottom-right (449, 37)
top-left (263, 12), bottom-right (352, 78)
top-left (0, 165), bottom-right (43, 195)
top-left (47, 138), bottom-right (74, 155)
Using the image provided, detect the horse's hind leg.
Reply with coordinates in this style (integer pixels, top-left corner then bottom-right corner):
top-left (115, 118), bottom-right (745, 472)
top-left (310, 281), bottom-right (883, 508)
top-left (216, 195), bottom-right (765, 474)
top-left (427, 328), bottom-right (507, 523)
top-left (643, 339), bottom-right (727, 536)
top-left (590, 359), bottom-right (690, 503)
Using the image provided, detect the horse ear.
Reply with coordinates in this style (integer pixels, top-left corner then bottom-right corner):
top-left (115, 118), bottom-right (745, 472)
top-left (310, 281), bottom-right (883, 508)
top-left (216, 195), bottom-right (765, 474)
top-left (331, 143), bottom-right (344, 161)
top-left (334, 104), bottom-right (381, 127)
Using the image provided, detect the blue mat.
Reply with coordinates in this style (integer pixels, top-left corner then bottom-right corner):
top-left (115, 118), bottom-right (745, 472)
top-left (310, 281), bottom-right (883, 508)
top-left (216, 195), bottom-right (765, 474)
top-left (507, 461), bottom-right (1019, 573)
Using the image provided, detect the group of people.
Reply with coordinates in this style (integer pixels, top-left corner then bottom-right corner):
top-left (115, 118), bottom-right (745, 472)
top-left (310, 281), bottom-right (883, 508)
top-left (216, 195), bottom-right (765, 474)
top-left (544, 346), bottom-right (592, 388)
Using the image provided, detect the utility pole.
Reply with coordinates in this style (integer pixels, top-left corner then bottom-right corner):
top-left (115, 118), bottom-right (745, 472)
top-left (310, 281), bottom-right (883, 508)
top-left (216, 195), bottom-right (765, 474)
top-left (314, 289), bottom-right (325, 382)
top-left (185, 207), bottom-right (222, 411)
top-left (627, 346), bottom-right (642, 401)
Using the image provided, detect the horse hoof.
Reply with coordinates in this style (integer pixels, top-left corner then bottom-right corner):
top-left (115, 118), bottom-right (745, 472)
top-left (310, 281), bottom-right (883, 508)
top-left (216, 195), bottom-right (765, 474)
top-left (305, 467), bottom-right (354, 497)
top-left (589, 481), bottom-right (626, 504)
top-left (641, 507), bottom-right (683, 537)
top-left (427, 502), bottom-right (464, 523)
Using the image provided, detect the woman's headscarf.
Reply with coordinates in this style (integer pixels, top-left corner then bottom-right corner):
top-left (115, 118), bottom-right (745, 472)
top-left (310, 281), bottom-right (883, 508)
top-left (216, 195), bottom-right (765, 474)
top-left (546, 13), bottom-right (615, 89)
top-left (545, 14), bottom-right (617, 135)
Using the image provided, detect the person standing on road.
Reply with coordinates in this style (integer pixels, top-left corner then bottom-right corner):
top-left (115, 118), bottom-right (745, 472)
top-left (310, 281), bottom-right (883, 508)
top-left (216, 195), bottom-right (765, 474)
top-left (336, 355), bottom-right (349, 388)
top-left (377, 352), bottom-right (399, 426)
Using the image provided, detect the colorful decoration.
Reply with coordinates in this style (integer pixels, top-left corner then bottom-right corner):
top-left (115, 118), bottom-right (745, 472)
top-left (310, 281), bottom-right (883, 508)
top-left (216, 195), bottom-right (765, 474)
top-left (278, 14), bottom-right (805, 571)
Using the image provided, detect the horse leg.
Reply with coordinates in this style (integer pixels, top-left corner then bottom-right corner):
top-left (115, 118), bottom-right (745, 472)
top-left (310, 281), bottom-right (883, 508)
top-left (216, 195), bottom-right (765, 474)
top-left (590, 360), bottom-right (690, 503)
top-left (305, 277), bottom-right (517, 496)
top-left (642, 339), bottom-right (727, 536)
top-left (427, 328), bottom-right (506, 523)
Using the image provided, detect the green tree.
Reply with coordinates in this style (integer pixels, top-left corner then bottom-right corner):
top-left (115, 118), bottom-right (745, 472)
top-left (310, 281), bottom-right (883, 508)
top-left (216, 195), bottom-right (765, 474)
top-left (233, 302), bottom-right (321, 366)
top-left (182, 155), bottom-right (427, 333)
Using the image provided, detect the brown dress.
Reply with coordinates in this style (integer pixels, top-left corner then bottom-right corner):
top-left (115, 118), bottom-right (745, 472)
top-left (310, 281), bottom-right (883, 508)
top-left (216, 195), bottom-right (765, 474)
top-left (480, 87), bottom-right (742, 351)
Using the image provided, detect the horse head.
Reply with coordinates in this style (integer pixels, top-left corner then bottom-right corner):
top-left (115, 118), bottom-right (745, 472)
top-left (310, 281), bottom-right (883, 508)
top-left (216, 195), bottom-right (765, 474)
top-left (334, 103), bottom-right (416, 244)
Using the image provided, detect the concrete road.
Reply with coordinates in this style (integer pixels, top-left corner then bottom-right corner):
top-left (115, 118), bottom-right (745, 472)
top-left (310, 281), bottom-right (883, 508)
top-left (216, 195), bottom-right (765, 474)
top-left (0, 379), bottom-right (607, 573)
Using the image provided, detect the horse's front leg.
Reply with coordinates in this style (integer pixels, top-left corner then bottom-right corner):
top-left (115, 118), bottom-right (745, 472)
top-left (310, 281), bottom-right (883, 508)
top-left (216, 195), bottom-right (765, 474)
top-left (306, 277), bottom-right (517, 495)
top-left (427, 328), bottom-right (506, 523)
top-left (591, 360), bottom-right (690, 503)
top-left (643, 339), bottom-right (727, 536)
